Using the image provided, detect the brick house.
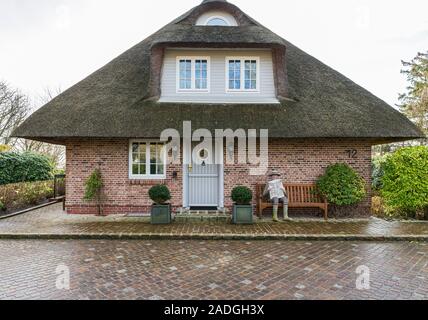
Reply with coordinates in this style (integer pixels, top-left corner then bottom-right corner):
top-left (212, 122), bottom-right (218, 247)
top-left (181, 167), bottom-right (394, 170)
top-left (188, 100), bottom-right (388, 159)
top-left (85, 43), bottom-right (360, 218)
top-left (14, 0), bottom-right (423, 217)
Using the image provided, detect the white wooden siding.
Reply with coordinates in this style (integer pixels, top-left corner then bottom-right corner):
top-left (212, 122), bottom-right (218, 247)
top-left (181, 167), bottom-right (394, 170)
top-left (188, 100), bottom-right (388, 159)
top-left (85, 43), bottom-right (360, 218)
top-left (159, 49), bottom-right (279, 104)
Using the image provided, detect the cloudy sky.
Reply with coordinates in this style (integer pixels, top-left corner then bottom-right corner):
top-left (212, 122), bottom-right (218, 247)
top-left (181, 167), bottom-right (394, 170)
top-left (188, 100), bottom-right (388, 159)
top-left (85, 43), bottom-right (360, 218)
top-left (0, 0), bottom-right (427, 108)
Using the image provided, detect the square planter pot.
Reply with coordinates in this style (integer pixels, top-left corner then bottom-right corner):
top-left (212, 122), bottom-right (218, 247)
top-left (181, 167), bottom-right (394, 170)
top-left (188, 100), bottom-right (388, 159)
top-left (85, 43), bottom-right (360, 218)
top-left (233, 205), bottom-right (254, 224)
top-left (151, 205), bottom-right (172, 225)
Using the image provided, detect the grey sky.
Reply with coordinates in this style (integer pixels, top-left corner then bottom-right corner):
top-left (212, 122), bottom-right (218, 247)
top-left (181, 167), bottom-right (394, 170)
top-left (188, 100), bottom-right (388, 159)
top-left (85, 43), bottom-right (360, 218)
top-left (0, 0), bottom-right (427, 108)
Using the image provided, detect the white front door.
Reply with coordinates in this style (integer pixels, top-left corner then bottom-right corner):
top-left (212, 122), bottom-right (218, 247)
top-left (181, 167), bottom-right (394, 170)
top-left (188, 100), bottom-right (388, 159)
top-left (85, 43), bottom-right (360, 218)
top-left (183, 144), bottom-right (224, 209)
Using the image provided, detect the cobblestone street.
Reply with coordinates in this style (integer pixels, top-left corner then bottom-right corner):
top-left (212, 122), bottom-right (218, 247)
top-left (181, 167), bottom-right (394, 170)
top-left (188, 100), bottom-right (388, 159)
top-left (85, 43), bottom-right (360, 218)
top-left (0, 240), bottom-right (426, 300)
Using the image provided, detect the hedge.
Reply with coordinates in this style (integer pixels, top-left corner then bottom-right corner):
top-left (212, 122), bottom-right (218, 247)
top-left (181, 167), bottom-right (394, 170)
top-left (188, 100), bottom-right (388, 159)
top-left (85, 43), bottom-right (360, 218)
top-left (0, 152), bottom-right (53, 185)
top-left (381, 146), bottom-right (428, 217)
top-left (0, 180), bottom-right (54, 212)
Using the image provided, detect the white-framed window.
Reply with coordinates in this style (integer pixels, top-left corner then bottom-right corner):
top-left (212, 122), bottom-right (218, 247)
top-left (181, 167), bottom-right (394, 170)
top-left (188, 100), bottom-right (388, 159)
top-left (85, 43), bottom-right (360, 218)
top-left (129, 140), bottom-right (167, 180)
top-left (225, 57), bottom-right (260, 92)
top-left (176, 57), bottom-right (210, 92)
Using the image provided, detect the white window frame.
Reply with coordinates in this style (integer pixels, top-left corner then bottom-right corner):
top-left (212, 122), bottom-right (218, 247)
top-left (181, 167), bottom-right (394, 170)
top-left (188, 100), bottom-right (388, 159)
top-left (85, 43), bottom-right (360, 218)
top-left (225, 56), bottom-right (260, 93)
top-left (176, 57), bottom-right (211, 93)
top-left (129, 140), bottom-right (167, 180)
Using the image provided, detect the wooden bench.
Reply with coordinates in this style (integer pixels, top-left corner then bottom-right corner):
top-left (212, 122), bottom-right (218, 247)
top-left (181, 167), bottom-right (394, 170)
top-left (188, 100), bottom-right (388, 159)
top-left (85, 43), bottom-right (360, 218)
top-left (256, 184), bottom-right (328, 220)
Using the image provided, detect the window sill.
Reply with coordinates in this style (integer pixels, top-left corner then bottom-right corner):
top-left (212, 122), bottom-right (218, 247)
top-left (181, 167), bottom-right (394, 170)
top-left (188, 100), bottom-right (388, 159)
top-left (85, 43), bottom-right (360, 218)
top-left (129, 179), bottom-right (168, 186)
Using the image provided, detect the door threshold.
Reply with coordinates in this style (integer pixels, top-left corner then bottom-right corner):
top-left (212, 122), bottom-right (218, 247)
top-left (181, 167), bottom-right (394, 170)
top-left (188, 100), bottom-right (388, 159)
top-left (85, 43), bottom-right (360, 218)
top-left (189, 207), bottom-right (218, 211)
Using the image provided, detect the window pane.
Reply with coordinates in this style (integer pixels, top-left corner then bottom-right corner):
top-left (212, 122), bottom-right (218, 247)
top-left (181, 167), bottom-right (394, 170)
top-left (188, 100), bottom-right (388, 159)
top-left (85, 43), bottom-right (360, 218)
top-left (206, 18), bottom-right (229, 26)
top-left (140, 164), bottom-right (146, 175)
top-left (195, 60), bottom-right (208, 89)
top-left (150, 164), bottom-right (157, 175)
top-left (132, 164), bottom-right (139, 175)
top-left (245, 80), bottom-right (251, 90)
top-left (228, 60), bottom-right (242, 90)
top-left (150, 144), bottom-right (156, 165)
top-left (244, 60), bottom-right (257, 90)
top-left (132, 143), bottom-right (139, 153)
top-left (157, 164), bottom-right (164, 175)
top-left (132, 153), bottom-right (140, 164)
top-left (156, 144), bottom-right (163, 163)
top-left (179, 60), bottom-right (192, 89)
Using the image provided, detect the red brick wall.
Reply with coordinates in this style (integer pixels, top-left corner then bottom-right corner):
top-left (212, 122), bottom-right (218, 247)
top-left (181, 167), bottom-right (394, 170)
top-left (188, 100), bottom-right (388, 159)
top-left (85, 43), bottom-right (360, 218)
top-left (65, 139), bottom-right (182, 215)
top-left (65, 138), bottom-right (372, 216)
top-left (224, 139), bottom-right (372, 217)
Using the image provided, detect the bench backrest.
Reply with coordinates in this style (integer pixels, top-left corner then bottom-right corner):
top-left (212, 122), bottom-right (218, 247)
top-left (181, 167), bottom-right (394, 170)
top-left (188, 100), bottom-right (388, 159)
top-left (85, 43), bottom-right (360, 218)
top-left (256, 183), bottom-right (325, 204)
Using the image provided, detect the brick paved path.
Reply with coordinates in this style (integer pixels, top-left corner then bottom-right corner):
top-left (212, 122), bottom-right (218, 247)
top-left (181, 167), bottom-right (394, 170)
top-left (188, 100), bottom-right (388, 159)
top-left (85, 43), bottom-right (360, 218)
top-left (0, 203), bottom-right (427, 240)
top-left (0, 240), bottom-right (426, 300)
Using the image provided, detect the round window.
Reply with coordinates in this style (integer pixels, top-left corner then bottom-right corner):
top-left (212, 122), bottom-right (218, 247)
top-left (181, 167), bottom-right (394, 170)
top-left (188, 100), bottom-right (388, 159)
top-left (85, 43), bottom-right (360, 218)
top-left (199, 149), bottom-right (209, 160)
top-left (206, 17), bottom-right (229, 26)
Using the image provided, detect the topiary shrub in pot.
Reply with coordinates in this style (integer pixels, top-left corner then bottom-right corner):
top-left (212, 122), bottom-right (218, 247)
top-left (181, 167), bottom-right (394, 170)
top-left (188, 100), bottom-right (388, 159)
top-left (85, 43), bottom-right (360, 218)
top-left (231, 186), bottom-right (254, 224)
top-left (149, 184), bottom-right (172, 224)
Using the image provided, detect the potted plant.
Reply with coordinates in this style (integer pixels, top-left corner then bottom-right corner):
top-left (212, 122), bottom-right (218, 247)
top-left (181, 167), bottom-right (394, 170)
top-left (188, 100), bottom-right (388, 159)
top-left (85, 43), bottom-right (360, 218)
top-left (231, 186), bottom-right (254, 224)
top-left (149, 184), bottom-right (172, 224)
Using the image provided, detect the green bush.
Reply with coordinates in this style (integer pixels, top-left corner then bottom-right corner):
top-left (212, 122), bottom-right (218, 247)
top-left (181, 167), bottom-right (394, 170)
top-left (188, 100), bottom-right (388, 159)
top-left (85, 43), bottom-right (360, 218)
top-left (372, 155), bottom-right (389, 192)
top-left (316, 163), bottom-right (367, 206)
top-left (381, 146), bottom-right (428, 218)
top-left (0, 180), bottom-right (54, 211)
top-left (0, 152), bottom-right (53, 185)
top-left (0, 200), bottom-right (5, 211)
top-left (231, 186), bottom-right (253, 205)
top-left (149, 185), bottom-right (171, 205)
top-left (84, 169), bottom-right (103, 201)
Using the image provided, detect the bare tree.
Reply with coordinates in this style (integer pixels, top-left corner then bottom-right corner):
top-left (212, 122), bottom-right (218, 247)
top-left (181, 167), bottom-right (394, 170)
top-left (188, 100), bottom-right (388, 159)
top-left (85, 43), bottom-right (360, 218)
top-left (15, 138), bottom-right (66, 169)
top-left (13, 86), bottom-right (66, 169)
top-left (0, 81), bottom-right (30, 146)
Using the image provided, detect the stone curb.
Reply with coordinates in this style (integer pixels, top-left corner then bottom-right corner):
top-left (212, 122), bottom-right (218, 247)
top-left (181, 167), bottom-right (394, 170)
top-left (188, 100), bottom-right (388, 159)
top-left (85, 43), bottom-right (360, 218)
top-left (0, 233), bottom-right (427, 242)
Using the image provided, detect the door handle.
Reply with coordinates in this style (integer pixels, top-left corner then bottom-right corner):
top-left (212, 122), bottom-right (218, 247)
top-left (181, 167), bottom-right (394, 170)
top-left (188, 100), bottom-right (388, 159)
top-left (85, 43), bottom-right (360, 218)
top-left (188, 164), bottom-right (193, 173)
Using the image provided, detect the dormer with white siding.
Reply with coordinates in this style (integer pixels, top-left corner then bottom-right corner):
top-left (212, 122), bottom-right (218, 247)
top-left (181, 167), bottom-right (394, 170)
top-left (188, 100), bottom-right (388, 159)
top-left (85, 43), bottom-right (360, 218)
top-left (159, 48), bottom-right (279, 104)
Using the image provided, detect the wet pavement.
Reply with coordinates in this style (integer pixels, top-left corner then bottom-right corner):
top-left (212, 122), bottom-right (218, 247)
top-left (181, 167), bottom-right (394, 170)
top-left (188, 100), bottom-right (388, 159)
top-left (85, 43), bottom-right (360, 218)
top-left (0, 239), bottom-right (426, 300)
top-left (0, 203), bottom-right (427, 240)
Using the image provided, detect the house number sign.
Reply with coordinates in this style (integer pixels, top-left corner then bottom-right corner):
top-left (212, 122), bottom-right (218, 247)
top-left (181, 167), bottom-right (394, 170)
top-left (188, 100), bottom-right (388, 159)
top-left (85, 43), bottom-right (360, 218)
top-left (346, 149), bottom-right (358, 159)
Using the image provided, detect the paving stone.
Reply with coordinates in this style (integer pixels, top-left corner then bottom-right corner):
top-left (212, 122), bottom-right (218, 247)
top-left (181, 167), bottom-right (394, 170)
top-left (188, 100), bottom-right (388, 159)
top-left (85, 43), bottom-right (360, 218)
top-left (208, 283), bottom-right (220, 290)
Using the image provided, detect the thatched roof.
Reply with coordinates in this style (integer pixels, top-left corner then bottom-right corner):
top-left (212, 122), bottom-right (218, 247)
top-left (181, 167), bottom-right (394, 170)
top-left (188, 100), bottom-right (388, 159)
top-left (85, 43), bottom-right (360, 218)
top-left (13, 0), bottom-right (424, 143)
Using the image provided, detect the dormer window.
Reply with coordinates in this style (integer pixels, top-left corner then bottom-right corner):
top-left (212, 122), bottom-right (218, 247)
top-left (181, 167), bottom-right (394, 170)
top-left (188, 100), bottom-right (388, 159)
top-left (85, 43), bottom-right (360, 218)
top-left (161, 49), bottom-right (278, 104)
top-left (177, 57), bottom-right (210, 92)
top-left (226, 57), bottom-right (260, 92)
